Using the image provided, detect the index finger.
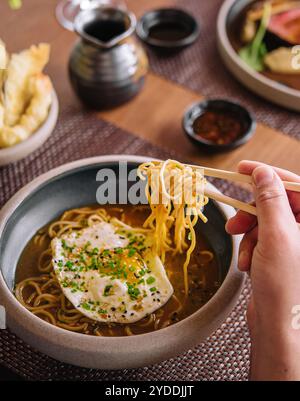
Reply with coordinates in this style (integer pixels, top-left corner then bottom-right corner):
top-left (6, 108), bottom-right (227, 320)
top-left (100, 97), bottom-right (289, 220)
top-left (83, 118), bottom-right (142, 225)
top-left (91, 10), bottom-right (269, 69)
top-left (238, 160), bottom-right (300, 182)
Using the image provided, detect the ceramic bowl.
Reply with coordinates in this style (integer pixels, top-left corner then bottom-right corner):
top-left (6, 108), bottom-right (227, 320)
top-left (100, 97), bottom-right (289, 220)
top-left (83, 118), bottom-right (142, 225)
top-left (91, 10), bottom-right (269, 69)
top-left (0, 155), bottom-right (244, 370)
top-left (217, 0), bottom-right (300, 112)
top-left (0, 90), bottom-right (59, 167)
top-left (182, 99), bottom-right (256, 153)
top-left (136, 8), bottom-right (200, 52)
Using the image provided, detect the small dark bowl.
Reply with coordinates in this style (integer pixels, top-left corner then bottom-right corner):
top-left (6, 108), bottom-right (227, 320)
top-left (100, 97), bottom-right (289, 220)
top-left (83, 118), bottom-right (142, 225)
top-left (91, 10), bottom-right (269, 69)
top-left (183, 99), bottom-right (256, 153)
top-left (136, 8), bottom-right (200, 52)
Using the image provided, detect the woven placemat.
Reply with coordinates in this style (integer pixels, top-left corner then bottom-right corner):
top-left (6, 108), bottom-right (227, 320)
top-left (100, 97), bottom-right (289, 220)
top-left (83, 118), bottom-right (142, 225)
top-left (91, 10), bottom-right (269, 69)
top-left (146, 0), bottom-right (300, 139)
top-left (0, 107), bottom-right (251, 381)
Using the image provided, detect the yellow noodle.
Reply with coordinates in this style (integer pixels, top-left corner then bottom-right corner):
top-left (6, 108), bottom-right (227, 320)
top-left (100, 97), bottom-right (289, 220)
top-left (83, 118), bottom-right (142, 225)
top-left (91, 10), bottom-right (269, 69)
top-left (138, 314), bottom-right (155, 327)
top-left (33, 310), bottom-right (57, 325)
top-left (200, 250), bottom-right (214, 263)
top-left (14, 204), bottom-right (216, 336)
top-left (137, 160), bottom-right (209, 295)
top-left (154, 318), bottom-right (161, 331)
top-left (26, 292), bottom-right (36, 304)
top-left (94, 328), bottom-right (103, 336)
top-left (160, 320), bottom-right (171, 329)
top-left (38, 249), bottom-right (52, 272)
top-left (125, 326), bottom-right (134, 336)
top-left (33, 293), bottom-right (59, 306)
top-left (57, 322), bottom-right (89, 332)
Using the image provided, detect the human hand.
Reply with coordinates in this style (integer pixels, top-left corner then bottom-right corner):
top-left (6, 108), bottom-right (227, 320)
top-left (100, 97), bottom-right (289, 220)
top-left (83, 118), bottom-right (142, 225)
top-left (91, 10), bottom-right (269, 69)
top-left (226, 160), bottom-right (300, 381)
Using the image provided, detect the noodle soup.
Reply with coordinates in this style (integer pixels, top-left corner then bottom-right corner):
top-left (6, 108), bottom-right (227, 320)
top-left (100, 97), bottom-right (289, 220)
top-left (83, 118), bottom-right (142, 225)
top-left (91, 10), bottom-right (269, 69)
top-left (15, 205), bottom-right (221, 337)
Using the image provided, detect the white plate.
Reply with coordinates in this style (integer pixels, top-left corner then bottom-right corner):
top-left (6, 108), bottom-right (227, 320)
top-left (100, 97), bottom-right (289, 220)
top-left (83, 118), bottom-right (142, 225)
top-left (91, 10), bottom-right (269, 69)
top-left (0, 90), bottom-right (59, 167)
top-left (217, 0), bottom-right (300, 112)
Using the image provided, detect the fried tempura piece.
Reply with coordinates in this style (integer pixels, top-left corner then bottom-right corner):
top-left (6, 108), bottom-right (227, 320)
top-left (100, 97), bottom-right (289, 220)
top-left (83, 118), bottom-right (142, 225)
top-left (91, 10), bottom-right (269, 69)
top-left (3, 43), bottom-right (50, 127)
top-left (0, 105), bottom-right (4, 133)
top-left (0, 39), bottom-right (8, 81)
top-left (0, 40), bottom-right (8, 131)
top-left (264, 47), bottom-right (300, 74)
top-left (0, 73), bottom-right (52, 148)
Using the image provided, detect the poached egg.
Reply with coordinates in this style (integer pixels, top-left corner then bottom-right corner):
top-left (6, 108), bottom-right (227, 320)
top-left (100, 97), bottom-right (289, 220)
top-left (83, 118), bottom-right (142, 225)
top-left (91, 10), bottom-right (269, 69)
top-left (51, 221), bottom-right (173, 324)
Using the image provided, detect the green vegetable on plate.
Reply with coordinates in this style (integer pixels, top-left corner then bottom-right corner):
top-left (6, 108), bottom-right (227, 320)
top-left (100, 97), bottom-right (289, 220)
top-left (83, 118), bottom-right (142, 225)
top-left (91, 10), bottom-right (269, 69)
top-left (8, 0), bottom-right (22, 9)
top-left (239, 2), bottom-right (271, 72)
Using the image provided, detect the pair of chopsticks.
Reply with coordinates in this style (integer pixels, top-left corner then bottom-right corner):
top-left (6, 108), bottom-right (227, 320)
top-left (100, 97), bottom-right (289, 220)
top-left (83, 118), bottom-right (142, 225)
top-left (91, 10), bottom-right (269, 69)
top-left (187, 164), bottom-right (300, 217)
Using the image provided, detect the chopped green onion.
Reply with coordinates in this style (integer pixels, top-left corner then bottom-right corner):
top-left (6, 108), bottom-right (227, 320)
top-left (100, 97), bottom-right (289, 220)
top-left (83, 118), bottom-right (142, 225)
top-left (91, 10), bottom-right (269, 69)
top-left (103, 285), bottom-right (113, 296)
top-left (146, 276), bottom-right (155, 285)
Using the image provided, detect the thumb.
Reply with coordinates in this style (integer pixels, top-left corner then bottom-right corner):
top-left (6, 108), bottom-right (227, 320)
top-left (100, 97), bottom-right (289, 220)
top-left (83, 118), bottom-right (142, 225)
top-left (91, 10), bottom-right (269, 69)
top-left (252, 165), bottom-right (296, 241)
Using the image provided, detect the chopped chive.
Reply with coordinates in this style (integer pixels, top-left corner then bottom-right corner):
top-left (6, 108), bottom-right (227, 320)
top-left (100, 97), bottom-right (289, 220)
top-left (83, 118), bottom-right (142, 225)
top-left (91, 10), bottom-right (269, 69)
top-left (146, 276), bottom-right (155, 285)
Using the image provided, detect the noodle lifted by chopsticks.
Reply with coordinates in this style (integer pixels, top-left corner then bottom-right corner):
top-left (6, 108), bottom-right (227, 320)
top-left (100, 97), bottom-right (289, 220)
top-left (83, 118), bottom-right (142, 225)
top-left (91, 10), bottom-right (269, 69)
top-left (137, 159), bottom-right (209, 295)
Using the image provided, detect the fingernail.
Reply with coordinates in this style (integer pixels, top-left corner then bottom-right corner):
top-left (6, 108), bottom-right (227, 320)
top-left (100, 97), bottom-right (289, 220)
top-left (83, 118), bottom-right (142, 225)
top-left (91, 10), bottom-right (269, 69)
top-left (238, 250), bottom-right (249, 271)
top-left (253, 166), bottom-right (274, 188)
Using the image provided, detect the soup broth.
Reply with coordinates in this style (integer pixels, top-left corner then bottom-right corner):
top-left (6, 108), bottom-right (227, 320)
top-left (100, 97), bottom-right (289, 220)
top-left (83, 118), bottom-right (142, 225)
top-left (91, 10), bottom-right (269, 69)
top-left (148, 22), bottom-right (191, 42)
top-left (15, 205), bottom-right (222, 337)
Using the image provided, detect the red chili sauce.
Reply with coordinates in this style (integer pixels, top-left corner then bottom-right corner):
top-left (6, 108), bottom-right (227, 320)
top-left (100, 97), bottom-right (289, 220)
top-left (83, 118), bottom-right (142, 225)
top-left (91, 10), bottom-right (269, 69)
top-left (192, 110), bottom-right (243, 145)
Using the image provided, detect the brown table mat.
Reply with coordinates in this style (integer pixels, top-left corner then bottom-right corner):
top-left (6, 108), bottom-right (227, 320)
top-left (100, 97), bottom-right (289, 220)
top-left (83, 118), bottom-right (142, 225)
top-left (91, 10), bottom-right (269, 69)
top-left (146, 0), bottom-right (300, 139)
top-left (0, 107), bottom-right (251, 381)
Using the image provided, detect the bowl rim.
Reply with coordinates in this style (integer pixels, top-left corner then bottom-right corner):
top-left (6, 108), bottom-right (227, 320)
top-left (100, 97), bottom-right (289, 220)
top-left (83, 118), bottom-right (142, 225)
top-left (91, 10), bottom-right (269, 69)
top-left (217, 0), bottom-right (300, 109)
top-left (0, 90), bottom-right (59, 166)
top-left (0, 155), bottom-right (244, 366)
top-left (136, 7), bottom-right (200, 49)
top-left (182, 98), bottom-right (256, 150)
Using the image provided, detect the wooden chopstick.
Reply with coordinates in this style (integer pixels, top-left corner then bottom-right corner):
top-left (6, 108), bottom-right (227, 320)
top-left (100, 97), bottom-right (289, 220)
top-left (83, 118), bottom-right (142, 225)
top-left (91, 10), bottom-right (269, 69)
top-left (157, 159), bottom-right (300, 219)
top-left (187, 164), bottom-right (300, 193)
top-left (204, 188), bottom-right (257, 216)
top-left (205, 188), bottom-right (300, 228)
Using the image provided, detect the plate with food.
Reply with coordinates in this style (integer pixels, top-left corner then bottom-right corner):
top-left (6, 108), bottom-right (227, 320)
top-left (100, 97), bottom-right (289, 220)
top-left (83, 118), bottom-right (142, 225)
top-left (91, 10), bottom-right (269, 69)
top-left (0, 155), bottom-right (244, 369)
top-left (217, 0), bottom-right (300, 111)
top-left (0, 40), bottom-right (58, 166)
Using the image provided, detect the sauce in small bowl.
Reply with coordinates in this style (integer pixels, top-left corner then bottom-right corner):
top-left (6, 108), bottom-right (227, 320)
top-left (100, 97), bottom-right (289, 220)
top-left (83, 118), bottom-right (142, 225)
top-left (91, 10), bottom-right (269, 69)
top-left (136, 8), bottom-right (199, 52)
top-left (183, 99), bottom-right (256, 152)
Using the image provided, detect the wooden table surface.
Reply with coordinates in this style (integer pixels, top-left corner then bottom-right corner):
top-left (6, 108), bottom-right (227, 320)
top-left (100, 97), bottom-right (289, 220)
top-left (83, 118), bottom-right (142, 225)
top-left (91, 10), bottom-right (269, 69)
top-left (0, 0), bottom-right (299, 175)
top-left (0, 0), bottom-right (299, 380)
